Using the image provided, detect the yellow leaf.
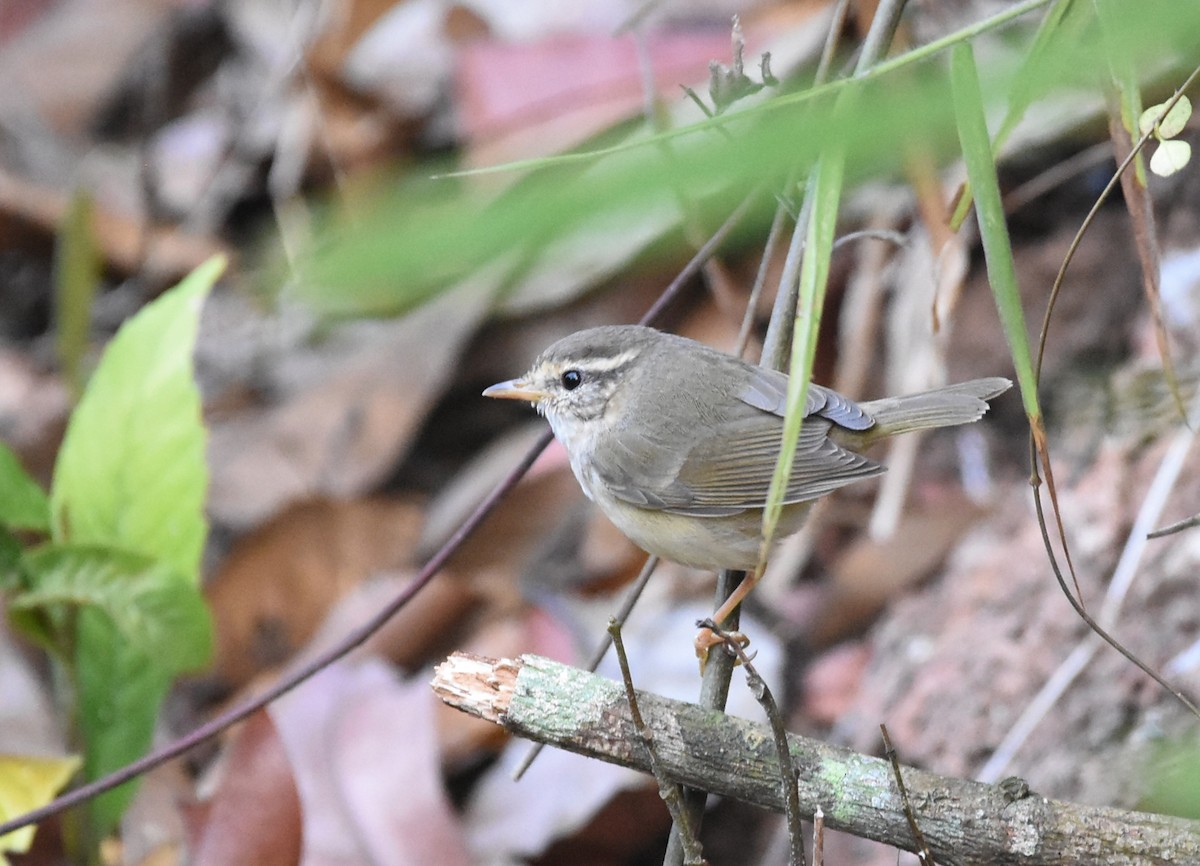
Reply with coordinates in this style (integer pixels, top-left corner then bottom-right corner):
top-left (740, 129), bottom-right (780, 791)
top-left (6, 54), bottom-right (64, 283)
top-left (0, 754), bottom-right (82, 862)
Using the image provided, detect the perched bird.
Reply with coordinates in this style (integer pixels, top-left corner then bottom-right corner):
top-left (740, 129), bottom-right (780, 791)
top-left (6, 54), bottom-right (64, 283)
top-left (485, 324), bottom-right (1010, 634)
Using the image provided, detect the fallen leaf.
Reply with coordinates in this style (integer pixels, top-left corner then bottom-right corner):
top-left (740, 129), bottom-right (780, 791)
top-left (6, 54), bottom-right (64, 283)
top-left (185, 710), bottom-right (301, 866)
top-left (0, 753), bottom-right (81, 863)
top-left (207, 282), bottom-right (492, 530)
top-left (205, 497), bottom-right (424, 688)
top-left (271, 659), bottom-right (470, 866)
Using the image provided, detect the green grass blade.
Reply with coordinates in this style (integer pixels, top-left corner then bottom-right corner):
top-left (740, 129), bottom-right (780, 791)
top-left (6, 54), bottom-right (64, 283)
top-left (53, 190), bottom-right (101, 398)
top-left (759, 146), bottom-right (846, 564)
top-left (950, 44), bottom-right (1039, 421)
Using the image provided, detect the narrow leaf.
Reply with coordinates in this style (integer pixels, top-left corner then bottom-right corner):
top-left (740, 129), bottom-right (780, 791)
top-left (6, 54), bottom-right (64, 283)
top-left (53, 190), bottom-right (101, 397)
top-left (760, 145), bottom-right (846, 565)
top-left (950, 45), bottom-right (1039, 418)
top-left (950, 42), bottom-right (1081, 593)
top-left (50, 256), bottom-right (224, 584)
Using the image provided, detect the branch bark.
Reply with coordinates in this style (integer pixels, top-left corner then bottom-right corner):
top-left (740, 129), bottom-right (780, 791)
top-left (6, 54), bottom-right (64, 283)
top-left (432, 652), bottom-right (1200, 866)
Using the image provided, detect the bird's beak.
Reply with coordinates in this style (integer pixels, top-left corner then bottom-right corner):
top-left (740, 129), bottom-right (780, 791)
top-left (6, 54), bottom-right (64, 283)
top-left (482, 378), bottom-right (547, 403)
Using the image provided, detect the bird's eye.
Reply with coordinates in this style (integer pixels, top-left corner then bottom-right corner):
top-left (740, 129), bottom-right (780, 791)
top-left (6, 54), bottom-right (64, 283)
top-left (561, 369), bottom-right (583, 391)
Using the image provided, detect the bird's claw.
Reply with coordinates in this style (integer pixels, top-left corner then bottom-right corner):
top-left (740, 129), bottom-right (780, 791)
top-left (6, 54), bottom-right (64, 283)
top-left (694, 627), bottom-right (751, 672)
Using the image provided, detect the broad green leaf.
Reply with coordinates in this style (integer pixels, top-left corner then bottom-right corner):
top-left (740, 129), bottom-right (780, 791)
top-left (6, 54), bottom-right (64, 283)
top-left (16, 545), bottom-right (212, 673)
top-left (74, 608), bottom-right (171, 838)
top-left (0, 444), bottom-right (49, 532)
top-left (1150, 140), bottom-right (1192, 177)
top-left (0, 753), bottom-right (81, 864)
top-left (54, 190), bottom-right (101, 397)
top-left (13, 545), bottom-right (212, 839)
top-left (50, 256), bottom-right (224, 584)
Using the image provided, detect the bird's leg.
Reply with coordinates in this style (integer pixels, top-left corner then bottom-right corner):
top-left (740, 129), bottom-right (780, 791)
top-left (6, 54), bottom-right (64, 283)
top-left (694, 568), bottom-right (761, 664)
top-left (711, 567), bottom-right (762, 626)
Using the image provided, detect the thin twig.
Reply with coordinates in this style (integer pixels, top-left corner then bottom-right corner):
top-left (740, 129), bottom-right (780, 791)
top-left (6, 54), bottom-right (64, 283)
top-left (1148, 512), bottom-right (1200, 540)
top-left (702, 618), bottom-right (806, 866)
top-left (663, 569), bottom-right (743, 865)
top-left (609, 617), bottom-right (705, 864)
top-left (812, 807), bottom-right (825, 866)
top-left (982, 396), bottom-right (1200, 781)
top-left (512, 555), bottom-right (660, 781)
top-left (734, 201), bottom-right (788, 358)
top-left (881, 724), bottom-right (935, 864)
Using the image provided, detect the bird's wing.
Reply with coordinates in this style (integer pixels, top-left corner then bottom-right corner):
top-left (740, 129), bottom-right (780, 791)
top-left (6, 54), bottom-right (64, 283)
top-left (592, 368), bottom-right (883, 516)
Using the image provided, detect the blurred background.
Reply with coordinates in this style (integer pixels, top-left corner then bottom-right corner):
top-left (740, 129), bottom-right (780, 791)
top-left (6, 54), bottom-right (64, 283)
top-left (2, 0), bottom-right (1200, 863)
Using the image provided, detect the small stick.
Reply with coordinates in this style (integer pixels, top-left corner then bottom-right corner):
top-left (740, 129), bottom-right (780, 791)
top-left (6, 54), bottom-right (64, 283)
top-left (512, 555), bottom-right (660, 781)
top-left (881, 724), bottom-right (934, 864)
top-left (812, 806), bottom-right (825, 866)
top-left (609, 618), bottom-right (705, 865)
top-left (702, 618), bottom-right (806, 866)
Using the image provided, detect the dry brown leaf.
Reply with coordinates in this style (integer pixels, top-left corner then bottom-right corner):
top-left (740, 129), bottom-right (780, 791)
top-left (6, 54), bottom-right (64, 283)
top-left (205, 497), bottom-right (424, 688)
top-left (808, 494), bottom-right (984, 647)
top-left (801, 641), bottom-right (872, 727)
top-left (271, 660), bottom-right (470, 866)
top-left (457, 30), bottom-right (732, 169)
top-left (185, 710), bottom-right (302, 866)
top-left (0, 0), bottom-right (174, 138)
top-left (0, 167), bottom-right (231, 284)
top-left (418, 425), bottom-right (586, 610)
top-left (302, 569), bottom-right (481, 674)
top-left (207, 282), bottom-right (492, 530)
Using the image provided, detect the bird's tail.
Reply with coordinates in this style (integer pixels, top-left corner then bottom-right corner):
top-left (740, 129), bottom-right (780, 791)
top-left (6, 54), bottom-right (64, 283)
top-left (852, 377), bottom-right (1012, 446)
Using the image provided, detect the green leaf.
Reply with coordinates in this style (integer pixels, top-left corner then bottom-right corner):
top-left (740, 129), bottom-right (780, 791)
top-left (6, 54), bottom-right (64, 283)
top-left (15, 545), bottom-right (212, 673)
top-left (50, 256), bottom-right (224, 584)
top-left (759, 74), bottom-right (853, 563)
top-left (74, 608), bottom-right (172, 838)
top-left (1140, 738), bottom-right (1200, 818)
top-left (292, 2), bottom-right (1200, 319)
top-left (0, 443), bottom-right (49, 532)
top-left (950, 43), bottom-right (1039, 422)
top-left (13, 545), bottom-right (213, 839)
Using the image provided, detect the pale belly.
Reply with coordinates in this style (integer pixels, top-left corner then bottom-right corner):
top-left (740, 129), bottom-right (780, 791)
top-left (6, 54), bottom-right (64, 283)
top-left (593, 492), bottom-right (813, 571)
top-left (557, 423), bottom-right (813, 570)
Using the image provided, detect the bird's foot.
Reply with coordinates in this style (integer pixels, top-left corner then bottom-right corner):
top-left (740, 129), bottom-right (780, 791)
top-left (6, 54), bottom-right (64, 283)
top-left (694, 625), bottom-right (751, 672)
